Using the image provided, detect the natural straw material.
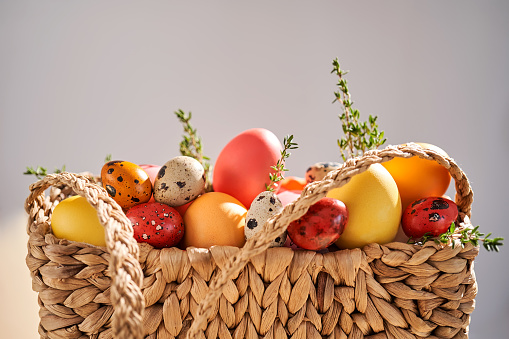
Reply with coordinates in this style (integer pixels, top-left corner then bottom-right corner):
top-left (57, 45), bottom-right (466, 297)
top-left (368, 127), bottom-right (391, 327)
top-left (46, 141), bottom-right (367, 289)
top-left (25, 143), bottom-right (478, 338)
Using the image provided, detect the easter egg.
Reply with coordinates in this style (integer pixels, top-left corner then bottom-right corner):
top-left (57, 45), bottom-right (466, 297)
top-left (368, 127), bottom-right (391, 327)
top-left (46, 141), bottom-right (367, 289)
top-left (305, 162), bottom-right (341, 184)
top-left (245, 191), bottom-right (285, 247)
top-left (174, 201), bottom-right (193, 217)
top-left (140, 164), bottom-right (162, 202)
top-left (126, 202), bottom-right (184, 248)
top-left (382, 142), bottom-right (451, 211)
top-left (327, 164), bottom-right (402, 249)
top-left (276, 190), bottom-right (301, 207)
top-left (154, 156), bottom-right (205, 207)
top-left (287, 197), bottom-right (348, 251)
top-left (139, 164), bottom-right (161, 185)
top-left (182, 192), bottom-right (247, 248)
top-left (51, 195), bottom-right (106, 247)
top-left (101, 160), bottom-right (152, 210)
top-left (276, 176), bottom-right (306, 193)
top-left (401, 197), bottom-right (458, 239)
top-left (213, 128), bottom-right (282, 208)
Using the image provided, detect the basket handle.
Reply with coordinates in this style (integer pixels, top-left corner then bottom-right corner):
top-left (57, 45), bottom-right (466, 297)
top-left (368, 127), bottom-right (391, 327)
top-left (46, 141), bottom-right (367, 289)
top-left (25, 172), bottom-right (145, 339)
top-left (186, 143), bottom-right (474, 337)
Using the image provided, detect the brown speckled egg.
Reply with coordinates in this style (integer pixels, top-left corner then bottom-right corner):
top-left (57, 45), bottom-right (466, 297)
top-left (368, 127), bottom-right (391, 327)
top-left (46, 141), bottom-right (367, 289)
top-left (305, 162), bottom-right (341, 184)
top-left (154, 156), bottom-right (205, 207)
top-left (245, 191), bottom-right (285, 247)
top-left (101, 160), bottom-right (152, 210)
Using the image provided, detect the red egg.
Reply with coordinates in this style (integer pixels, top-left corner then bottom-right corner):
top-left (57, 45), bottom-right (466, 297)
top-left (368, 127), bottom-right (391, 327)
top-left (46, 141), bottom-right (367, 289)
top-left (101, 160), bottom-right (152, 210)
top-left (287, 197), bottom-right (348, 251)
top-left (213, 128), bottom-right (282, 208)
top-left (126, 202), bottom-right (184, 248)
top-left (401, 197), bottom-right (458, 239)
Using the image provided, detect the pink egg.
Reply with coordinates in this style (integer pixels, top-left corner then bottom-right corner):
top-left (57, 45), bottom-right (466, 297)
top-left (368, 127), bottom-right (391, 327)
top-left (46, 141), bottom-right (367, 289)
top-left (139, 164), bottom-right (162, 202)
top-left (139, 164), bottom-right (161, 184)
top-left (276, 190), bottom-right (301, 207)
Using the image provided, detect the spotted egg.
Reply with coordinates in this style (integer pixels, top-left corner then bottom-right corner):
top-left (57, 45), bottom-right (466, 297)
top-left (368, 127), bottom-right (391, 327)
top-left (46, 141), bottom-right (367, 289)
top-left (101, 160), bottom-right (152, 210)
top-left (126, 202), bottom-right (184, 249)
top-left (305, 162), bottom-right (341, 184)
top-left (154, 156), bottom-right (205, 207)
top-left (245, 191), bottom-right (285, 247)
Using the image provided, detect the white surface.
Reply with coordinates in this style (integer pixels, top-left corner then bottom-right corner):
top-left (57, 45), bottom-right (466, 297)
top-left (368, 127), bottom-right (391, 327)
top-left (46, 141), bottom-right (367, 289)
top-left (1, 1), bottom-right (508, 337)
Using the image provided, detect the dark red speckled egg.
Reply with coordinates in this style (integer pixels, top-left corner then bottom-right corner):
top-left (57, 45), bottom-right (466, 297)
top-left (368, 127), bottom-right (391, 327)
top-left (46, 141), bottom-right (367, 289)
top-left (126, 202), bottom-right (184, 248)
top-left (402, 197), bottom-right (458, 239)
top-left (287, 197), bottom-right (348, 251)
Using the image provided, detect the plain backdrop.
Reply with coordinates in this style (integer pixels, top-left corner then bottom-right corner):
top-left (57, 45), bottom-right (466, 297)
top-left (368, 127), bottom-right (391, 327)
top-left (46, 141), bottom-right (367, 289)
top-left (1, 0), bottom-right (508, 338)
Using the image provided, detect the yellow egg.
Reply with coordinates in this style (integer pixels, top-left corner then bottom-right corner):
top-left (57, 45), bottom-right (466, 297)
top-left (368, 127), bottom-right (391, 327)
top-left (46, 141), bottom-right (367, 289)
top-left (51, 195), bottom-right (106, 247)
top-left (327, 163), bottom-right (401, 249)
top-left (182, 192), bottom-right (247, 248)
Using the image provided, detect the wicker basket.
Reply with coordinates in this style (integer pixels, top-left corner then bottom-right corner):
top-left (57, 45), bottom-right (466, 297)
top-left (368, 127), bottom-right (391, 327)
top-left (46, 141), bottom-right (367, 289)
top-left (25, 144), bottom-right (478, 339)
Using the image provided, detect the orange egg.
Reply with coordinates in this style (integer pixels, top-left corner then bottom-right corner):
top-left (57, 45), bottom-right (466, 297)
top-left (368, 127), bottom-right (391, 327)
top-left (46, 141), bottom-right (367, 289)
top-left (212, 128), bottom-right (282, 209)
top-left (381, 142), bottom-right (451, 211)
top-left (182, 192), bottom-right (247, 248)
top-left (276, 176), bottom-right (306, 193)
top-left (101, 160), bottom-right (152, 210)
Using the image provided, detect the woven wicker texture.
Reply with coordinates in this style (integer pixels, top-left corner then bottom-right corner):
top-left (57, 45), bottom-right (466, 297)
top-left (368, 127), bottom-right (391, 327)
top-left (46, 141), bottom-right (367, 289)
top-left (25, 143), bottom-right (478, 338)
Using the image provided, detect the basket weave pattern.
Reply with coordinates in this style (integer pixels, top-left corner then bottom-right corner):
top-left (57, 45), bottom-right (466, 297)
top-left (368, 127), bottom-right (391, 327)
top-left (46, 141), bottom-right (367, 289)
top-left (25, 144), bottom-right (478, 338)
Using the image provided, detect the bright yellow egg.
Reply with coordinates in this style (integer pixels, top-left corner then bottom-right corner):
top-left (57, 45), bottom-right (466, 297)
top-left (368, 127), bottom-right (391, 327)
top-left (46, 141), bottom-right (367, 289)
top-left (182, 192), bottom-right (247, 249)
top-left (326, 163), bottom-right (401, 249)
top-left (51, 195), bottom-right (106, 247)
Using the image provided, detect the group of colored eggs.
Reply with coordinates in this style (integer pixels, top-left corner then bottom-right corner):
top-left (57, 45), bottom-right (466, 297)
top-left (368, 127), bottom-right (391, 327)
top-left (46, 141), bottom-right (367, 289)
top-left (50, 126), bottom-right (458, 252)
top-left (100, 156), bottom-right (206, 248)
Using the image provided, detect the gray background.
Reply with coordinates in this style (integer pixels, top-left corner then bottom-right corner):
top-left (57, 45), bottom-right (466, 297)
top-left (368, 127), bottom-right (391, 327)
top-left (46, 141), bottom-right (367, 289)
top-left (1, 0), bottom-right (508, 337)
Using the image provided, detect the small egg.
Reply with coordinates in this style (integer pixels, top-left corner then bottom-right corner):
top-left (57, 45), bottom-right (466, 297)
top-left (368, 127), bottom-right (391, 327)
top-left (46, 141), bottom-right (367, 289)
top-left (126, 202), bottom-right (184, 249)
top-left (101, 160), bottom-right (152, 210)
top-left (245, 191), bottom-right (285, 247)
top-left (154, 156), bottom-right (205, 207)
top-left (305, 162), bottom-right (341, 184)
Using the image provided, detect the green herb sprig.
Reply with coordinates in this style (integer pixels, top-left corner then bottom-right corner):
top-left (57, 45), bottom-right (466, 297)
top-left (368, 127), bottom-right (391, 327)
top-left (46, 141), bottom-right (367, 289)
top-left (332, 58), bottom-right (386, 161)
top-left (408, 222), bottom-right (504, 252)
top-left (24, 165), bottom-right (66, 180)
top-left (266, 135), bottom-right (298, 192)
top-left (174, 109), bottom-right (212, 191)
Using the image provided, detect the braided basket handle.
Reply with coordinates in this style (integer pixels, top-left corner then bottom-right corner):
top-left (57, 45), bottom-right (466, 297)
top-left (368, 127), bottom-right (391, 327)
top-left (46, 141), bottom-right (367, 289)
top-left (186, 143), bottom-right (474, 337)
top-left (25, 172), bottom-right (145, 339)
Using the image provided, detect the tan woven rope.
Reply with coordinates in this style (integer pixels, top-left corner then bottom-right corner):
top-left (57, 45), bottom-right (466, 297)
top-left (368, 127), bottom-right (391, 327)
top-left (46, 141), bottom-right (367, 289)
top-left (25, 172), bottom-right (145, 339)
top-left (186, 143), bottom-right (474, 338)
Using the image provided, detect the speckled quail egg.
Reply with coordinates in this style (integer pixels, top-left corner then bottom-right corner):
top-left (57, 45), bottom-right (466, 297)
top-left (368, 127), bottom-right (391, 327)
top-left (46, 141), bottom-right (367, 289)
top-left (153, 156), bottom-right (205, 207)
top-left (245, 191), bottom-right (285, 247)
top-left (305, 162), bottom-right (341, 184)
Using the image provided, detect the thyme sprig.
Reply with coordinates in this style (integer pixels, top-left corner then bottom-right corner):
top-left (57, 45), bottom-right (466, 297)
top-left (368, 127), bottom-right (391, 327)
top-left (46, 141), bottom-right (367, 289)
top-left (174, 109), bottom-right (212, 191)
top-left (24, 165), bottom-right (66, 180)
top-left (332, 58), bottom-right (386, 161)
top-left (408, 222), bottom-right (504, 252)
top-left (266, 135), bottom-right (298, 192)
